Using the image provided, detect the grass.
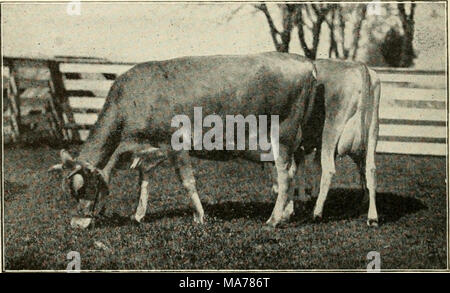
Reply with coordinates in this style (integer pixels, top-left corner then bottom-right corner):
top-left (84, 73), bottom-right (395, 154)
top-left (3, 144), bottom-right (447, 270)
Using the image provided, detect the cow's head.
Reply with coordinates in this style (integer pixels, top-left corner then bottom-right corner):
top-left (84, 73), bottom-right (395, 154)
top-left (49, 150), bottom-right (108, 229)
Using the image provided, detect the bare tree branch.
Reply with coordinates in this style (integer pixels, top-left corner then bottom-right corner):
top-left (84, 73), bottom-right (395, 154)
top-left (223, 5), bottom-right (245, 23)
top-left (295, 4), bottom-right (330, 59)
top-left (256, 3), bottom-right (294, 52)
top-left (255, 3), bottom-right (281, 50)
top-left (296, 6), bottom-right (313, 58)
top-left (328, 8), bottom-right (339, 58)
top-left (350, 4), bottom-right (367, 60)
top-left (337, 6), bottom-right (349, 59)
top-left (279, 4), bottom-right (296, 52)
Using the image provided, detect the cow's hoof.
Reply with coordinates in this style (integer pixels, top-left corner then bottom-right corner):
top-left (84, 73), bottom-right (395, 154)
top-left (265, 217), bottom-right (279, 228)
top-left (281, 201), bottom-right (294, 221)
top-left (313, 214), bottom-right (322, 223)
top-left (262, 224), bottom-right (275, 232)
top-left (367, 218), bottom-right (379, 227)
top-left (71, 217), bottom-right (93, 229)
top-left (130, 215), bottom-right (142, 225)
top-left (193, 213), bottom-right (204, 224)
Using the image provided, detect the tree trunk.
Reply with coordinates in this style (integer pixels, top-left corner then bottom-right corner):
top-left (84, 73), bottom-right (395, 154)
top-left (256, 4), bottom-right (294, 53)
top-left (398, 3), bottom-right (416, 67)
top-left (350, 4), bottom-right (367, 60)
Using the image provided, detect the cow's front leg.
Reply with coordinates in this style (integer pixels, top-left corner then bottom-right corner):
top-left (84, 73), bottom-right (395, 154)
top-left (133, 169), bottom-right (150, 223)
top-left (171, 151), bottom-right (204, 224)
top-left (281, 154), bottom-right (299, 221)
top-left (266, 144), bottom-right (293, 227)
top-left (270, 153), bottom-right (302, 222)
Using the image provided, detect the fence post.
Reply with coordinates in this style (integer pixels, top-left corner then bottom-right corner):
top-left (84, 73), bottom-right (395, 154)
top-left (4, 59), bottom-right (22, 140)
top-left (48, 60), bottom-right (80, 141)
top-left (2, 69), bottom-right (20, 142)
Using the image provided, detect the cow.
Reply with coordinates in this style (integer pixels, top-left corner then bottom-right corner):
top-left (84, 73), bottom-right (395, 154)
top-left (49, 52), bottom-right (317, 229)
top-left (270, 59), bottom-right (381, 227)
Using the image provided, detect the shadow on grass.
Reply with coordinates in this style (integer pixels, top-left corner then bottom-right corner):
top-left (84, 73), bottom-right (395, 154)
top-left (94, 188), bottom-right (427, 228)
top-left (6, 249), bottom-right (48, 270)
top-left (290, 188), bottom-right (427, 225)
top-left (4, 180), bottom-right (28, 201)
top-left (94, 208), bottom-right (192, 228)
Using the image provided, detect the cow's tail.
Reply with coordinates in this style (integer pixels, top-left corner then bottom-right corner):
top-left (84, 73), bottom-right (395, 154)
top-left (359, 63), bottom-right (372, 156)
top-left (366, 67), bottom-right (381, 158)
top-left (295, 63), bottom-right (319, 152)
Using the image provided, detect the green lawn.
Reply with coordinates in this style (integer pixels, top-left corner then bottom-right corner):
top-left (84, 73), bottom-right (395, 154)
top-left (3, 144), bottom-right (447, 270)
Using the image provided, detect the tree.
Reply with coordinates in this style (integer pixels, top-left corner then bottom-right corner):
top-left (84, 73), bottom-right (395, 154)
top-left (296, 4), bottom-right (334, 59)
top-left (256, 3), bottom-right (367, 60)
top-left (254, 3), bottom-right (295, 53)
top-left (397, 3), bottom-right (416, 67)
top-left (327, 4), bottom-right (367, 60)
top-left (255, 3), bottom-right (334, 59)
top-left (380, 27), bottom-right (403, 67)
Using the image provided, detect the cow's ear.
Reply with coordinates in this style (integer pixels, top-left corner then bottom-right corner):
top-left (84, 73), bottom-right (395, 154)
top-left (60, 149), bottom-right (76, 169)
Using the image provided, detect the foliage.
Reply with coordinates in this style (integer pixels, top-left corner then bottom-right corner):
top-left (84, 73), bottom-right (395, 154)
top-left (380, 28), bottom-right (408, 67)
top-left (254, 3), bottom-right (417, 65)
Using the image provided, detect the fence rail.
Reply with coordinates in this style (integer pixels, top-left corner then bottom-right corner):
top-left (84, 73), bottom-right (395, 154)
top-left (2, 57), bottom-right (447, 156)
top-left (374, 67), bottom-right (447, 156)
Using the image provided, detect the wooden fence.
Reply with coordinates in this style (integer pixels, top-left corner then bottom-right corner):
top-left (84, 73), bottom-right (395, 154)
top-left (2, 57), bottom-right (67, 143)
top-left (2, 65), bottom-right (20, 142)
top-left (58, 61), bottom-right (134, 141)
top-left (2, 57), bottom-right (447, 156)
top-left (375, 68), bottom-right (447, 156)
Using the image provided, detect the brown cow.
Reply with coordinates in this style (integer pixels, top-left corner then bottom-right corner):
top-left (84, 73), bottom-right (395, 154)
top-left (49, 52), bottom-right (317, 228)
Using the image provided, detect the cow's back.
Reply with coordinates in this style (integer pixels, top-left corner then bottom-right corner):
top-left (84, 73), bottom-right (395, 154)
top-left (113, 53), bottom-right (315, 142)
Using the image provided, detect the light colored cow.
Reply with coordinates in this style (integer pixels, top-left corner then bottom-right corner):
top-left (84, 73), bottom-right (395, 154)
top-left (270, 59), bottom-right (381, 227)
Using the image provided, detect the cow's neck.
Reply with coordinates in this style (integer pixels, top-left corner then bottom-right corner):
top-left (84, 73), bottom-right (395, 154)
top-left (77, 135), bottom-right (117, 170)
top-left (77, 102), bottom-right (122, 170)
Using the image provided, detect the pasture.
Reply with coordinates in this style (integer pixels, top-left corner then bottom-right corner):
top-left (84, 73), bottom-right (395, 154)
top-left (3, 144), bottom-right (447, 270)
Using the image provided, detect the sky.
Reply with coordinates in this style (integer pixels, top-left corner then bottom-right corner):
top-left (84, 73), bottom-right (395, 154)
top-left (2, 2), bottom-right (447, 69)
top-left (2, 3), bottom-right (283, 61)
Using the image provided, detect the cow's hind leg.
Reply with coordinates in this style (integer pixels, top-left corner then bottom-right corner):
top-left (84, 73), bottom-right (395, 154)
top-left (365, 155), bottom-right (378, 226)
top-left (349, 153), bottom-right (369, 209)
top-left (313, 126), bottom-right (341, 220)
top-left (310, 148), bottom-right (321, 199)
top-left (363, 133), bottom-right (378, 227)
top-left (344, 112), bottom-right (379, 227)
top-left (170, 151), bottom-right (205, 224)
top-left (351, 152), bottom-right (378, 227)
top-left (312, 150), bottom-right (336, 220)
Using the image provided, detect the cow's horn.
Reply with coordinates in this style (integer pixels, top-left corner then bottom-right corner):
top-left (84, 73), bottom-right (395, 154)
top-left (48, 163), bottom-right (64, 172)
top-left (66, 165), bottom-right (83, 179)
